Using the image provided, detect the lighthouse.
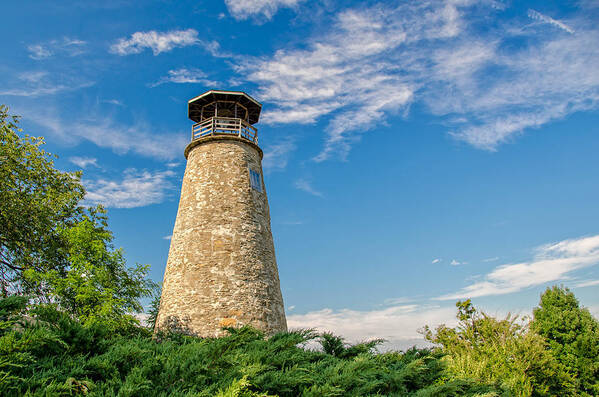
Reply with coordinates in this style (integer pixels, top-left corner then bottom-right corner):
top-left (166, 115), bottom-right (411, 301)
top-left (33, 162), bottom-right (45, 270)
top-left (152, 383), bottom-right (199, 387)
top-left (155, 90), bottom-right (287, 336)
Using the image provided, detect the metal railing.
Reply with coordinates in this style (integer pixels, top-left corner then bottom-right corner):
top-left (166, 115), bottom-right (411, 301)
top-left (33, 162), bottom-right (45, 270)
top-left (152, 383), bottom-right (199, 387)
top-left (191, 117), bottom-right (258, 144)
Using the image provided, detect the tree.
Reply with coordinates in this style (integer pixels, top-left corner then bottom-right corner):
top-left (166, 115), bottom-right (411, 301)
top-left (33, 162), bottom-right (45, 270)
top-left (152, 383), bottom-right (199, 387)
top-left (425, 299), bottom-right (573, 396)
top-left (23, 207), bottom-right (156, 329)
top-left (0, 105), bottom-right (84, 296)
top-left (0, 105), bottom-right (156, 329)
top-left (532, 286), bottom-right (599, 396)
top-left (146, 285), bottom-right (161, 330)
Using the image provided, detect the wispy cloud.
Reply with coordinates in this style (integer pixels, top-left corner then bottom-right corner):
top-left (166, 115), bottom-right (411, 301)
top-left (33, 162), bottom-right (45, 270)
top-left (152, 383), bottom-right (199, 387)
top-left (450, 259), bottom-right (461, 266)
top-left (262, 138), bottom-right (296, 172)
top-left (528, 9), bottom-right (574, 34)
top-left (383, 297), bottom-right (415, 305)
top-left (150, 68), bottom-right (217, 87)
top-left (437, 235), bottom-right (599, 300)
top-left (288, 304), bottom-right (457, 350)
top-left (0, 71), bottom-right (93, 97)
top-left (25, 110), bottom-right (187, 160)
top-left (84, 169), bottom-right (176, 208)
top-left (236, 2), bottom-right (599, 158)
top-left (483, 256), bottom-right (499, 262)
top-left (280, 220), bottom-right (304, 226)
top-left (27, 37), bottom-right (86, 60)
top-left (103, 99), bottom-right (124, 106)
top-left (574, 279), bottom-right (599, 288)
top-left (294, 178), bottom-right (322, 197)
top-left (431, 258), bottom-right (441, 264)
top-left (110, 29), bottom-right (216, 56)
top-left (225, 0), bottom-right (305, 21)
top-left (236, 5), bottom-right (417, 161)
top-left (163, 235), bottom-right (172, 241)
top-left (69, 156), bottom-right (98, 169)
top-left (27, 45), bottom-right (52, 60)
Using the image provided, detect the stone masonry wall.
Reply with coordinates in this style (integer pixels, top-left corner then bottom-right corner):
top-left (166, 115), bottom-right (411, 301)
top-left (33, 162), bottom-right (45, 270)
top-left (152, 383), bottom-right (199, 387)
top-left (156, 136), bottom-right (287, 337)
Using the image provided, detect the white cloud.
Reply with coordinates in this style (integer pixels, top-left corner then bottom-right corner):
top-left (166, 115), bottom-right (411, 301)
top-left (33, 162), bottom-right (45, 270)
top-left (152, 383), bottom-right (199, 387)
top-left (450, 259), bottom-right (461, 266)
top-left (419, 9), bottom-right (599, 150)
top-left (163, 235), bottom-right (172, 240)
top-left (235, 1), bottom-right (599, 158)
top-left (150, 68), bottom-right (217, 87)
top-left (262, 138), bottom-right (295, 172)
top-left (574, 279), bottom-right (599, 288)
top-left (110, 29), bottom-right (211, 56)
top-left (84, 169), bottom-right (176, 208)
top-left (27, 45), bottom-right (52, 60)
top-left (483, 256), bottom-right (499, 262)
top-left (280, 220), bottom-right (304, 225)
top-left (18, 71), bottom-right (48, 83)
top-left (69, 156), bottom-right (98, 169)
top-left (431, 258), bottom-right (441, 264)
top-left (27, 37), bottom-right (86, 60)
top-left (528, 9), bottom-right (574, 34)
top-left (103, 99), bottom-right (123, 106)
top-left (0, 71), bottom-right (93, 97)
top-left (294, 178), bottom-right (322, 197)
top-left (25, 110), bottom-right (187, 160)
top-left (383, 297), bottom-right (415, 305)
top-left (437, 235), bottom-right (599, 300)
top-left (225, 0), bottom-right (304, 21)
top-left (288, 304), bottom-right (457, 351)
top-left (236, 4), bottom-right (418, 161)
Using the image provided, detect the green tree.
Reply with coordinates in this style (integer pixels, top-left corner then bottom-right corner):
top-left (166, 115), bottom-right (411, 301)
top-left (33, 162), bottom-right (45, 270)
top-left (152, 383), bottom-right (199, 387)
top-left (146, 285), bottom-right (161, 330)
top-left (0, 105), bottom-right (155, 329)
top-left (0, 105), bottom-right (84, 296)
top-left (24, 207), bottom-right (156, 329)
top-left (532, 286), bottom-right (599, 396)
top-left (425, 299), bottom-right (573, 396)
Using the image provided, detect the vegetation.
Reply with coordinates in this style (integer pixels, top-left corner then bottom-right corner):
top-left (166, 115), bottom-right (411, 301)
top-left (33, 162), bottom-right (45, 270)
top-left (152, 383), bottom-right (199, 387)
top-left (531, 286), bottom-right (599, 395)
top-left (0, 105), bottom-right (84, 296)
top-left (0, 105), bottom-right (155, 330)
top-left (425, 300), bottom-right (574, 396)
top-left (1, 106), bottom-right (597, 395)
top-left (0, 298), bottom-right (506, 396)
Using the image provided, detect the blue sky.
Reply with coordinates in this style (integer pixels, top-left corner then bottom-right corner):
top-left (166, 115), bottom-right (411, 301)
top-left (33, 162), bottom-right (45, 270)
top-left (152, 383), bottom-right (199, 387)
top-left (2, 0), bottom-right (599, 348)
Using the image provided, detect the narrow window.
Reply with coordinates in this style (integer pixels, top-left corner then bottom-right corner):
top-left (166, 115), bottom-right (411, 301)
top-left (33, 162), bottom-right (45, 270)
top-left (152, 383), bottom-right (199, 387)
top-left (249, 169), bottom-right (262, 192)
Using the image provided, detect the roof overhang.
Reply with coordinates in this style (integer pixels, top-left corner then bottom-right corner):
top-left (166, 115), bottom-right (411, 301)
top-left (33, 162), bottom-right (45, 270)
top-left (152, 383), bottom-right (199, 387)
top-left (188, 90), bottom-right (262, 124)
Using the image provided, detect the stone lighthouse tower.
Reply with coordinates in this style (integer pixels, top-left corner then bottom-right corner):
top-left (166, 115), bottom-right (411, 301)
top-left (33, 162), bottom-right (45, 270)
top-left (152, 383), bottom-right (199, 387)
top-left (155, 90), bottom-right (287, 336)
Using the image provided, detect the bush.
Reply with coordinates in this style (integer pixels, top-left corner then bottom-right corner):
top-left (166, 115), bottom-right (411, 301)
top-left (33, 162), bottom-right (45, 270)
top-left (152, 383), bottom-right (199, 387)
top-left (425, 300), bottom-right (573, 396)
top-left (0, 298), bottom-right (506, 396)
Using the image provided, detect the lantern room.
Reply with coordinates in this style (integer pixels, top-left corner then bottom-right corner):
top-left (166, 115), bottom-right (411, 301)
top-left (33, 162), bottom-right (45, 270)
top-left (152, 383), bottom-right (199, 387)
top-left (188, 90), bottom-right (262, 144)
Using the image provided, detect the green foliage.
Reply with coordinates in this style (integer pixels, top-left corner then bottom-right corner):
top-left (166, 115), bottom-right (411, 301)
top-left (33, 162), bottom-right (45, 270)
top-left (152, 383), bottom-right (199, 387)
top-left (1, 106), bottom-right (156, 332)
top-left (425, 299), bottom-right (573, 396)
top-left (319, 332), bottom-right (384, 359)
top-left (0, 105), bottom-right (84, 296)
top-left (532, 286), bottom-right (599, 396)
top-left (24, 207), bottom-right (156, 330)
top-left (146, 286), bottom-right (161, 331)
top-left (216, 376), bottom-right (276, 397)
top-left (0, 299), bottom-right (505, 396)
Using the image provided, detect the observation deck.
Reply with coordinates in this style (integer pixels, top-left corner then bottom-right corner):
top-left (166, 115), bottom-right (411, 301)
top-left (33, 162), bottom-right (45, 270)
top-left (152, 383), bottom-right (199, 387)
top-left (191, 117), bottom-right (257, 143)
top-left (188, 90), bottom-right (262, 145)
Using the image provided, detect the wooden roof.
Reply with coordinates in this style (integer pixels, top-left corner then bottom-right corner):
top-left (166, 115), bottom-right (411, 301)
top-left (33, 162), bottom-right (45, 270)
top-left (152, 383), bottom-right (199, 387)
top-left (188, 90), bottom-right (262, 124)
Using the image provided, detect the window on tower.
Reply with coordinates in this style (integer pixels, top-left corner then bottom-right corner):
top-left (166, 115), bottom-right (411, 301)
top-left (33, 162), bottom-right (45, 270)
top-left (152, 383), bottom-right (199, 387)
top-left (249, 169), bottom-right (262, 192)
